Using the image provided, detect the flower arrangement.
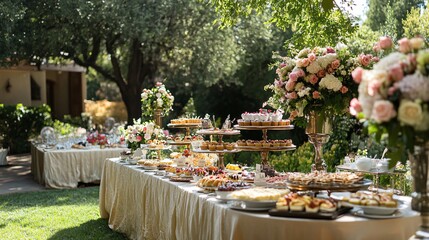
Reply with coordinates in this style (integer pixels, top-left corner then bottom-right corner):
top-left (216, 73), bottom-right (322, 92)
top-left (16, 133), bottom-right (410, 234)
top-left (265, 45), bottom-right (377, 127)
top-left (87, 132), bottom-right (108, 145)
top-left (350, 36), bottom-right (429, 165)
top-left (141, 82), bottom-right (174, 118)
top-left (122, 120), bottom-right (166, 151)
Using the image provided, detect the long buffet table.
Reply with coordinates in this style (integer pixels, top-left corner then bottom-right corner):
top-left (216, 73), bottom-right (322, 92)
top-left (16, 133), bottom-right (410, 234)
top-left (99, 158), bottom-right (420, 240)
top-left (31, 144), bottom-right (125, 188)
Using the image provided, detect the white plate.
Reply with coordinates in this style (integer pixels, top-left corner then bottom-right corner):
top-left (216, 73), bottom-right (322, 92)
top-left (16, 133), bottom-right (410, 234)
top-left (352, 209), bottom-right (404, 219)
top-left (228, 199), bottom-right (277, 208)
top-left (227, 201), bottom-right (273, 211)
top-left (341, 201), bottom-right (406, 215)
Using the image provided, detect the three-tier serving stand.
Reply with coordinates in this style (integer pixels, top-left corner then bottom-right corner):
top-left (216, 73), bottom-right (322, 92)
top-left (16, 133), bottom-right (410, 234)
top-left (167, 123), bottom-right (201, 146)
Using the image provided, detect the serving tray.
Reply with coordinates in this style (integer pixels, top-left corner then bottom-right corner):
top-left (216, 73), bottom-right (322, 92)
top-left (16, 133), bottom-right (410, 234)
top-left (268, 206), bottom-right (353, 220)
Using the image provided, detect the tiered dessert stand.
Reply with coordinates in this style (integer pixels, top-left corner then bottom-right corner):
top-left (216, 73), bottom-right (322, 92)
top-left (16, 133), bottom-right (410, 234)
top-left (141, 144), bottom-right (172, 161)
top-left (167, 122), bottom-right (201, 146)
top-left (233, 124), bottom-right (296, 166)
top-left (193, 129), bottom-right (241, 169)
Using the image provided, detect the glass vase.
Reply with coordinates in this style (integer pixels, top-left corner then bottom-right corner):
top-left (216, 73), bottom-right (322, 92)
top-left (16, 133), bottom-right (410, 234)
top-left (410, 140), bottom-right (429, 237)
top-left (305, 110), bottom-right (332, 172)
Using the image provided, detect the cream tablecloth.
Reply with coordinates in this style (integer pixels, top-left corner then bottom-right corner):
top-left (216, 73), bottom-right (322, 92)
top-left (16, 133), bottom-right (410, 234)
top-left (99, 158), bottom-right (420, 240)
top-left (31, 144), bottom-right (125, 188)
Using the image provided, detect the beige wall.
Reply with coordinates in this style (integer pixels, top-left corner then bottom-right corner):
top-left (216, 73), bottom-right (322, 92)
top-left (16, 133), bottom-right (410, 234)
top-left (0, 70), bottom-right (31, 105)
top-left (30, 71), bottom-right (47, 106)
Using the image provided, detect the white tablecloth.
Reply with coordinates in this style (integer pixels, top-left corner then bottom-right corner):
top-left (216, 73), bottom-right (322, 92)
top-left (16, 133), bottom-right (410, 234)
top-left (99, 158), bottom-right (420, 240)
top-left (31, 144), bottom-right (125, 188)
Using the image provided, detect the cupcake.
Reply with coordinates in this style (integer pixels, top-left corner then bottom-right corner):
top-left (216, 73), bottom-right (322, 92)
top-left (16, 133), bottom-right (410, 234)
top-left (216, 144), bottom-right (224, 151)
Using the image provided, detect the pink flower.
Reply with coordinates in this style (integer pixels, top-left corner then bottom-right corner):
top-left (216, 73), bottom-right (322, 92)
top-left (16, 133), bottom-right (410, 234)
top-left (156, 82), bottom-right (163, 87)
top-left (286, 92), bottom-right (298, 99)
top-left (309, 74), bottom-right (318, 85)
top-left (317, 69), bottom-right (326, 78)
top-left (398, 38), bottom-right (411, 53)
top-left (379, 36), bottom-right (393, 50)
top-left (136, 135), bottom-right (142, 142)
top-left (279, 62), bottom-right (286, 68)
top-left (289, 110), bottom-right (298, 120)
top-left (340, 86), bottom-right (348, 94)
top-left (389, 64), bottom-right (404, 82)
top-left (368, 80), bottom-right (382, 96)
top-left (296, 69), bottom-right (305, 77)
top-left (371, 100), bottom-right (397, 123)
top-left (331, 59), bottom-right (341, 69)
top-left (308, 53), bottom-right (317, 62)
top-left (388, 86), bottom-right (397, 96)
top-left (358, 54), bottom-right (371, 67)
top-left (312, 91), bottom-right (320, 99)
top-left (326, 67), bottom-right (335, 74)
top-left (352, 67), bottom-right (364, 83)
top-left (296, 58), bottom-right (310, 67)
top-left (349, 98), bottom-right (362, 116)
top-left (373, 43), bottom-right (380, 53)
top-left (372, 56), bottom-right (380, 62)
top-left (326, 47), bottom-right (335, 54)
top-left (289, 72), bottom-right (298, 82)
top-left (285, 80), bottom-right (296, 91)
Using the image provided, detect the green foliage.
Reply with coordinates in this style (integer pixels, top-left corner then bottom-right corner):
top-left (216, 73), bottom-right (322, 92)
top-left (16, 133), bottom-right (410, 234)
top-left (62, 113), bottom-right (93, 130)
top-left (52, 120), bottom-right (76, 136)
top-left (365, 0), bottom-right (424, 39)
top-left (208, 0), bottom-right (358, 49)
top-left (0, 187), bottom-right (126, 239)
top-left (0, 104), bottom-right (52, 154)
top-left (345, 25), bottom-right (382, 55)
top-left (403, 4), bottom-right (429, 38)
top-left (270, 142), bottom-right (314, 173)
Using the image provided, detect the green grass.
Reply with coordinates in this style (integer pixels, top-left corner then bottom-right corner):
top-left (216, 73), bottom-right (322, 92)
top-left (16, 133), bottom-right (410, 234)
top-left (0, 187), bottom-right (127, 240)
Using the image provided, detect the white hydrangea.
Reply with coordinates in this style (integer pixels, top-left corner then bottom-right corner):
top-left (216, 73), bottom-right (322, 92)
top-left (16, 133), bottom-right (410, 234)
top-left (297, 87), bottom-right (311, 98)
top-left (374, 52), bottom-right (406, 70)
top-left (306, 61), bottom-right (322, 74)
top-left (319, 74), bottom-right (342, 92)
top-left (317, 53), bottom-right (337, 68)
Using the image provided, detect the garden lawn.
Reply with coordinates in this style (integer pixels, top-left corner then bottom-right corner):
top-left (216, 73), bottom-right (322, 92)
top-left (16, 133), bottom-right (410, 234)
top-left (0, 186), bottom-right (127, 240)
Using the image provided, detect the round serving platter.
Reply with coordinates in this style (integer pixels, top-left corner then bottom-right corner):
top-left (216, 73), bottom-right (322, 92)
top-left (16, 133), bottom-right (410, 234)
top-left (286, 179), bottom-right (373, 192)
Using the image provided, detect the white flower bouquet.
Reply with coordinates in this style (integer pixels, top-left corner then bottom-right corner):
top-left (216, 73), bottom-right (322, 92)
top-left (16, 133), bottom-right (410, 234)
top-left (122, 120), bottom-right (165, 151)
top-left (141, 82), bottom-right (174, 118)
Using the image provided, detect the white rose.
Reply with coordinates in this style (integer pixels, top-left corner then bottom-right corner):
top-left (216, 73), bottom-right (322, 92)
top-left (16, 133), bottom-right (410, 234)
top-left (144, 133), bottom-right (151, 140)
top-left (398, 100), bottom-right (423, 126)
top-left (306, 61), bottom-right (322, 74)
top-left (157, 98), bottom-right (163, 107)
top-left (156, 93), bottom-right (162, 98)
top-left (319, 74), bottom-right (342, 92)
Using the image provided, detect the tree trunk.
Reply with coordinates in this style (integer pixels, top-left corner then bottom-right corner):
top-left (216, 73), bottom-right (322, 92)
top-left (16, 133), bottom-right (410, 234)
top-left (122, 86), bottom-right (143, 125)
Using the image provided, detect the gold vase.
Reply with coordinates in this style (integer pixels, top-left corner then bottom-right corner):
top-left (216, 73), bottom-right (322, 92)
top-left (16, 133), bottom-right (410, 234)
top-left (154, 108), bottom-right (163, 127)
top-left (305, 110), bottom-right (332, 172)
top-left (410, 140), bottom-right (429, 237)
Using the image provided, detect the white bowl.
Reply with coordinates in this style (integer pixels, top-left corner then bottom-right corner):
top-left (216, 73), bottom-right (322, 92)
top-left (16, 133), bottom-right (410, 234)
top-left (355, 157), bottom-right (373, 171)
top-left (216, 190), bottom-right (233, 199)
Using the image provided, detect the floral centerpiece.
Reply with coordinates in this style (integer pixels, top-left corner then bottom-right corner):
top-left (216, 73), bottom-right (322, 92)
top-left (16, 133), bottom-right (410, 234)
top-left (122, 120), bottom-right (166, 151)
top-left (265, 45), bottom-right (377, 127)
top-left (349, 36), bottom-right (429, 165)
top-left (141, 82), bottom-right (174, 118)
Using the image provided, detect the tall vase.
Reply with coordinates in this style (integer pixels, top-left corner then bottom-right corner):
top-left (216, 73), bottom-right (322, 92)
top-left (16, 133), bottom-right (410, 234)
top-left (410, 140), bottom-right (429, 237)
top-left (154, 108), bottom-right (163, 127)
top-left (305, 110), bottom-right (332, 172)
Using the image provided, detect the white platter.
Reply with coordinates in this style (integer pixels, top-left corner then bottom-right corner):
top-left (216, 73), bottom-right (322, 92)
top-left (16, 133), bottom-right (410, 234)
top-left (227, 201), bottom-right (273, 211)
top-left (352, 209), bottom-right (404, 219)
top-left (227, 199), bottom-right (277, 208)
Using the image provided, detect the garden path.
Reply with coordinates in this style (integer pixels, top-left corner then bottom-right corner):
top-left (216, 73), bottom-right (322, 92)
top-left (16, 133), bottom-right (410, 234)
top-left (0, 154), bottom-right (45, 195)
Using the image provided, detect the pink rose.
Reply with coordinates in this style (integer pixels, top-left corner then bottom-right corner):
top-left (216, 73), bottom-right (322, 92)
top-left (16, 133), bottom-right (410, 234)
top-left (389, 64), bottom-right (404, 82)
top-left (297, 58), bottom-right (310, 67)
top-left (398, 38), bottom-right (411, 53)
top-left (326, 47), bottom-right (335, 54)
top-left (388, 86), bottom-right (397, 96)
top-left (373, 43), bottom-right (380, 53)
top-left (289, 72), bottom-right (298, 82)
top-left (308, 53), bottom-right (317, 62)
top-left (317, 69), bottom-right (326, 78)
top-left (359, 54), bottom-right (371, 67)
top-left (352, 67), bottom-right (364, 83)
top-left (296, 69), bottom-right (305, 77)
top-left (286, 92), bottom-right (297, 99)
top-left (274, 80), bottom-right (284, 88)
top-left (371, 100), bottom-right (397, 123)
top-left (372, 56), bottom-right (380, 62)
top-left (349, 98), bottom-right (362, 116)
top-left (279, 62), bottom-right (286, 68)
top-left (285, 80), bottom-right (296, 91)
top-left (340, 86), bottom-right (348, 94)
top-left (312, 91), bottom-right (320, 99)
top-left (379, 36), bottom-right (393, 50)
top-left (368, 80), bottom-right (382, 96)
top-left (136, 135), bottom-right (142, 142)
top-left (331, 59), bottom-right (341, 69)
top-left (309, 74), bottom-right (318, 85)
top-left (326, 67), bottom-right (335, 74)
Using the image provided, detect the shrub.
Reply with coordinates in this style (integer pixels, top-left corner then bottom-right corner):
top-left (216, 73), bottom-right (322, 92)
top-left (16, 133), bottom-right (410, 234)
top-left (0, 104), bottom-right (52, 154)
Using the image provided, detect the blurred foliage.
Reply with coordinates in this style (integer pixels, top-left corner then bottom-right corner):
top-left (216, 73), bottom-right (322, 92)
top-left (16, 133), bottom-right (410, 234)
top-left (52, 120), bottom-right (75, 136)
top-left (403, 3), bottom-right (429, 39)
top-left (270, 142), bottom-right (314, 173)
top-left (365, 0), bottom-right (424, 40)
top-left (62, 114), bottom-right (93, 130)
top-left (344, 25), bottom-right (381, 55)
top-left (0, 104), bottom-right (52, 154)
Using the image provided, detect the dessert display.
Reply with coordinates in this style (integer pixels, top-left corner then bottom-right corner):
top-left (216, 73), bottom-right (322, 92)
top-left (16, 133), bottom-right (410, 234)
top-left (340, 191), bottom-right (398, 208)
top-left (194, 141), bottom-right (238, 152)
top-left (167, 135), bottom-right (203, 143)
top-left (225, 163), bottom-right (242, 173)
top-left (237, 110), bottom-right (290, 127)
top-left (137, 159), bottom-right (159, 169)
top-left (287, 171), bottom-right (365, 185)
top-left (158, 159), bottom-right (174, 170)
top-left (170, 118), bottom-right (202, 125)
top-left (229, 187), bottom-right (290, 201)
top-left (196, 128), bottom-right (240, 135)
top-left (147, 139), bottom-right (167, 149)
top-left (266, 175), bottom-right (290, 188)
top-left (197, 175), bottom-right (230, 189)
top-left (275, 193), bottom-right (338, 212)
top-left (236, 139), bottom-right (293, 150)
